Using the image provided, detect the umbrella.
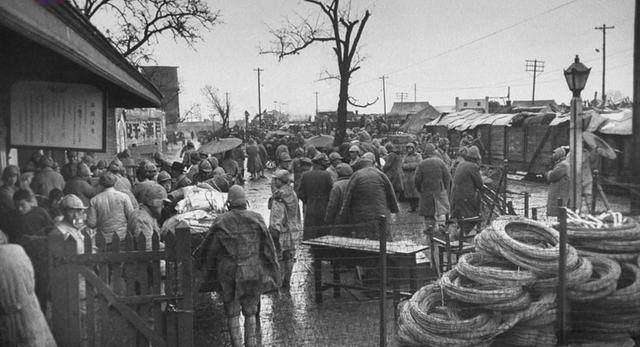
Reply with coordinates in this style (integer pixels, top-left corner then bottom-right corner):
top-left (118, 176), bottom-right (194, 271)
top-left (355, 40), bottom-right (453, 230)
top-left (305, 134), bottom-right (334, 148)
top-left (198, 137), bottom-right (243, 154)
top-left (582, 132), bottom-right (617, 160)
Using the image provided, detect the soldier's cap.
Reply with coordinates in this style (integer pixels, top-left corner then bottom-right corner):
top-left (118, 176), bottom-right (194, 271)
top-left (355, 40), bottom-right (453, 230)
top-left (361, 152), bottom-right (375, 162)
top-left (157, 171), bottom-right (172, 183)
top-left (60, 194), bottom-right (87, 210)
top-left (227, 185), bottom-right (247, 206)
top-left (274, 169), bottom-right (291, 183)
top-left (279, 152), bottom-right (292, 162)
top-left (328, 152), bottom-right (343, 160)
top-left (336, 163), bottom-right (353, 178)
top-left (198, 160), bottom-right (213, 173)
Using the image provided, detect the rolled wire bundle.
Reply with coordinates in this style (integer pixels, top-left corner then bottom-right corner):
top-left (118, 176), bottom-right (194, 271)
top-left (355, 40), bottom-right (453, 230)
top-left (529, 256), bottom-right (593, 293)
top-left (576, 248), bottom-right (640, 262)
top-left (440, 269), bottom-right (531, 312)
top-left (492, 293), bottom-right (558, 347)
top-left (567, 220), bottom-right (640, 240)
top-left (397, 284), bottom-right (518, 347)
top-left (485, 217), bottom-right (580, 276)
top-left (571, 263), bottom-right (640, 338)
top-left (572, 238), bottom-right (640, 253)
top-left (456, 252), bottom-right (537, 287)
top-left (567, 256), bottom-right (621, 302)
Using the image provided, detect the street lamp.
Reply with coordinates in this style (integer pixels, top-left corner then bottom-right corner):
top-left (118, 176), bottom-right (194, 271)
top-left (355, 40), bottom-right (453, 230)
top-left (563, 55), bottom-right (591, 212)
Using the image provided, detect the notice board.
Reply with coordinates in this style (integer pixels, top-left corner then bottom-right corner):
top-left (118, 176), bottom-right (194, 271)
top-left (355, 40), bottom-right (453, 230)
top-left (10, 81), bottom-right (105, 151)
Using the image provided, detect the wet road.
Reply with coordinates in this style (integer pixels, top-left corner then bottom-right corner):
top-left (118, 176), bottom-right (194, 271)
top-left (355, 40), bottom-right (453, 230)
top-left (193, 172), bottom-right (421, 347)
top-left (165, 144), bottom-right (631, 346)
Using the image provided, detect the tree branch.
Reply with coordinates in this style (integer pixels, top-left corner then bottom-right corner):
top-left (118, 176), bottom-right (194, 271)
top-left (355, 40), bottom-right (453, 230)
top-left (348, 96), bottom-right (378, 108)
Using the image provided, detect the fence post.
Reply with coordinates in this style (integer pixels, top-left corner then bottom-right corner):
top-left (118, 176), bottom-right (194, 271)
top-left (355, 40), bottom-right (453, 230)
top-left (524, 192), bottom-right (530, 218)
top-left (502, 160), bottom-right (508, 211)
top-left (558, 198), bottom-right (568, 346)
top-left (378, 215), bottom-right (387, 347)
top-left (591, 170), bottom-right (599, 214)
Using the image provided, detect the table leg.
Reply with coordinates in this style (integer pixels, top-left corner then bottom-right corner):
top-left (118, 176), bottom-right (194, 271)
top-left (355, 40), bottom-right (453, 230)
top-left (332, 261), bottom-right (340, 298)
top-left (314, 257), bottom-right (323, 304)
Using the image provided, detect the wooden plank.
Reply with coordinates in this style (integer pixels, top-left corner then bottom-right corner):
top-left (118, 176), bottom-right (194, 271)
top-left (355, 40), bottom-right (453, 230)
top-left (151, 232), bottom-right (163, 338)
top-left (95, 231), bottom-right (107, 346)
top-left (135, 233), bottom-right (150, 347)
top-left (82, 230), bottom-right (95, 346)
top-left (65, 264), bottom-right (168, 347)
top-left (122, 233), bottom-right (137, 346)
top-left (175, 227), bottom-right (194, 347)
top-left (48, 231), bottom-right (70, 346)
top-left (164, 232), bottom-right (178, 347)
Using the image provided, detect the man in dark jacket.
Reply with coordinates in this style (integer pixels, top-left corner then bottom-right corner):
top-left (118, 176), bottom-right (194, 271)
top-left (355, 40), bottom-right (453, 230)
top-left (297, 153), bottom-right (334, 240)
top-left (415, 143), bottom-right (451, 242)
top-left (31, 156), bottom-right (65, 199)
top-left (324, 164), bottom-right (353, 235)
top-left (195, 186), bottom-right (280, 347)
top-left (451, 146), bottom-right (484, 235)
top-left (338, 153), bottom-right (399, 240)
top-left (63, 163), bottom-right (97, 207)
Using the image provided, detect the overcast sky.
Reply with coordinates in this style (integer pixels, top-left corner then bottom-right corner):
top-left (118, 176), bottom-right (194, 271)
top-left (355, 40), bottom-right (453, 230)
top-left (138, 0), bottom-right (634, 120)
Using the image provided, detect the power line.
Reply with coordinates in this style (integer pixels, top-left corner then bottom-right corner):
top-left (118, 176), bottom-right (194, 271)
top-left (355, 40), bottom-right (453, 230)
top-left (383, 0), bottom-right (580, 77)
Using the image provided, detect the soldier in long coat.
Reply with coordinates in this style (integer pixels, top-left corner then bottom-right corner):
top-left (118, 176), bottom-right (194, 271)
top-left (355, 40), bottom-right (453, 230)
top-left (402, 142), bottom-right (423, 211)
top-left (195, 186), bottom-right (280, 347)
top-left (246, 140), bottom-right (263, 180)
top-left (415, 143), bottom-right (451, 233)
top-left (268, 170), bottom-right (301, 289)
top-left (451, 146), bottom-right (484, 235)
top-left (338, 153), bottom-right (399, 240)
top-left (297, 154), bottom-right (334, 240)
top-left (382, 143), bottom-right (403, 199)
top-left (545, 147), bottom-right (570, 217)
top-left (324, 164), bottom-right (353, 233)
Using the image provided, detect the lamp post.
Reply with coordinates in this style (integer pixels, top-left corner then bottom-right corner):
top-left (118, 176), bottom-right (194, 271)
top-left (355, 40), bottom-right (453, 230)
top-left (559, 55), bottom-right (590, 347)
top-left (563, 55), bottom-right (591, 212)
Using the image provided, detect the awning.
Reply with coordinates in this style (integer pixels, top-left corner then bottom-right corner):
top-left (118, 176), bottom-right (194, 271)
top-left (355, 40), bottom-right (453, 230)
top-left (0, 0), bottom-right (162, 107)
top-left (597, 109), bottom-right (632, 135)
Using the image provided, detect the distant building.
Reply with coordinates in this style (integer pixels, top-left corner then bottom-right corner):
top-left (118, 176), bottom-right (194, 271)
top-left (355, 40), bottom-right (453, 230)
top-left (455, 97), bottom-right (489, 113)
top-left (511, 99), bottom-right (558, 113)
top-left (387, 101), bottom-right (436, 129)
top-left (140, 66), bottom-right (180, 125)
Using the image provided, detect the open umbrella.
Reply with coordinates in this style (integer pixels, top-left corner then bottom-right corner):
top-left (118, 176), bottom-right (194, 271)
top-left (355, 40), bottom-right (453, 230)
top-left (582, 132), bottom-right (617, 160)
top-left (305, 134), bottom-right (334, 148)
top-left (198, 137), bottom-right (243, 154)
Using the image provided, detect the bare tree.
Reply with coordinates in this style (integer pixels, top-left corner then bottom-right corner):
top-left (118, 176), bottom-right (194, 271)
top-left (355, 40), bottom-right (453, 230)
top-left (71, 0), bottom-right (221, 64)
top-left (201, 85), bottom-right (230, 130)
top-left (261, 0), bottom-right (376, 145)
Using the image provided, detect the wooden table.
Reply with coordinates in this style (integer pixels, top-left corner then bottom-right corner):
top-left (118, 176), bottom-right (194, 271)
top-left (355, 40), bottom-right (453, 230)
top-left (302, 236), bottom-right (430, 304)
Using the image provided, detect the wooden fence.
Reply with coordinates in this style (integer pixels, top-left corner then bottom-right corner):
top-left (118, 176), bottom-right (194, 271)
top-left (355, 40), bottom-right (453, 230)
top-left (48, 227), bottom-right (193, 347)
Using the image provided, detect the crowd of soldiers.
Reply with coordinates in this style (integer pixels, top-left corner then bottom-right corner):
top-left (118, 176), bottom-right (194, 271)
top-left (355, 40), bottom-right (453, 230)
top-left (0, 129), bottom-right (489, 347)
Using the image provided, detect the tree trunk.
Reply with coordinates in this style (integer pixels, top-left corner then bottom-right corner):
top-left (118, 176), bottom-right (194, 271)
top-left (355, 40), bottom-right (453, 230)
top-left (335, 72), bottom-right (350, 146)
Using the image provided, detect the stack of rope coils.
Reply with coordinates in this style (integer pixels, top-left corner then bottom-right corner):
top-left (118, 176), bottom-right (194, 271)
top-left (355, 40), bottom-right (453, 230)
top-left (568, 221), bottom-right (640, 262)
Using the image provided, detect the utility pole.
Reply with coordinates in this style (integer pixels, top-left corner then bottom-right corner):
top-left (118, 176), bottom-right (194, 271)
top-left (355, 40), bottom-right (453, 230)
top-left (254, 68), bottom-right (263, 126)
top-left (595, 24), bottom-right (615, 106)
top-left (380, 75), bottom-right (387, 117)
top-left (525, 59), bottom-right (545, 105)
top-left (631, 1), bottom-right (639, 213)
top-left (225, 92), bottom-right (229, 129)
top-left (314, 91), bottom-right (319, 117)
top-left (414, 83), bottom-right (417, 103)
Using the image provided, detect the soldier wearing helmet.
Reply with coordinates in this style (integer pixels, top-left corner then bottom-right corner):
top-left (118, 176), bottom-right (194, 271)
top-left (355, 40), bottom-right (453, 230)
top-left (157, 171), bottom-right (173, 193)
top-left (128, 185), bottom-right (167, 250)
top-left (55, 194), bottom-right (91, 253)
top-left (133, 161), bottom-right (162, 203)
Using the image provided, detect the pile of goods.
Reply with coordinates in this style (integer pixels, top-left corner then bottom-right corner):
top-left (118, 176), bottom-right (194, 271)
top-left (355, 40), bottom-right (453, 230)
top-left (566, 210), bottom-right (640, 261)
top-left (564, 210), bottom-right (640, 342)
top-left (161, 185), bottom-right (227, 239)
top-left (398, 216), bottom-right (640, 346)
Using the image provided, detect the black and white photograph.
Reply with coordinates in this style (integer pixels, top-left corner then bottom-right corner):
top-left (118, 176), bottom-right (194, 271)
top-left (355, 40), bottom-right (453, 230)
top-left (0, 0), bottom-right (638, 346)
